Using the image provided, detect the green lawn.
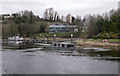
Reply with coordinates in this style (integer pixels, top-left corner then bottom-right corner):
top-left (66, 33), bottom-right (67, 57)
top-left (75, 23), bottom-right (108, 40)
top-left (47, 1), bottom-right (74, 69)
top-left (35, 33), bottom-right (71, 37)
top-left (34, 21), bottom-right (54, 25)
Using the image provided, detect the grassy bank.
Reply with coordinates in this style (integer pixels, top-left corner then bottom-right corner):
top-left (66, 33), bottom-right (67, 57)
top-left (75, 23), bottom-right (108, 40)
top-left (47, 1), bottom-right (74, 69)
top-left (87, 39), bottom-right (120, 42)
top-left (75, 39), bottom-right (120, 47)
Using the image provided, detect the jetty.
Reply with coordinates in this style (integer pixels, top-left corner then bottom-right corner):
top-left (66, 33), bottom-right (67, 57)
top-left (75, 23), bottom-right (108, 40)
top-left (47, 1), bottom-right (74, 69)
top-left (4, 34), bottom-right (75, 47)
top-left (53, 42), bottom-right (74, 47)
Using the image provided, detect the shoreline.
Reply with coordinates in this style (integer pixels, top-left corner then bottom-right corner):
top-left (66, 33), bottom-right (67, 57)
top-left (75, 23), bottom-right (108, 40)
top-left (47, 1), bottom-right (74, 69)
top-left (75, 39), bottom-right (120, 47)
top-left (2, 38), bottom-right (120, 47)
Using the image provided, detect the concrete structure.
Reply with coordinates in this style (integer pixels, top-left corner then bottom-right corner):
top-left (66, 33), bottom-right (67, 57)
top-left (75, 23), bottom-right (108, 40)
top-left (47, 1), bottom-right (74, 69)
top-left (0, 20), bottom-right (2, 23)
top-left (53, 42), bottom-right (74, 47)
top-left (49, 23), bottom-right (78, 33)
top-left (118, 1), bottom-right (120, 9)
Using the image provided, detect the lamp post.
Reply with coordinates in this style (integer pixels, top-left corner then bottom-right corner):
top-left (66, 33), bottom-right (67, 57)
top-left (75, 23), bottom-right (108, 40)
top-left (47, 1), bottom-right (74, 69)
top-left (46, 35), bottom-right (48, 44)
top-left (71, 34), bottom-right (73, 43)
top-left (54, 34), bottom-right (56, 43)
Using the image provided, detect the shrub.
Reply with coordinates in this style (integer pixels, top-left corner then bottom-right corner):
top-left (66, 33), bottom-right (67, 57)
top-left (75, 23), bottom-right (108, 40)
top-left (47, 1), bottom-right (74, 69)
top-left (94, 32), bottom-right (119, 39)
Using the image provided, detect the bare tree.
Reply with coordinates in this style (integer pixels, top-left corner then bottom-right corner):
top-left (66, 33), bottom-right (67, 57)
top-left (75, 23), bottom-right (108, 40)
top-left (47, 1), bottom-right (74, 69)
top-left (54, 12), bottom-right (58, 21)
top-left (66, 14), bottom-right (71, 24)
top-left (61, 15), bottom-right (65, 22)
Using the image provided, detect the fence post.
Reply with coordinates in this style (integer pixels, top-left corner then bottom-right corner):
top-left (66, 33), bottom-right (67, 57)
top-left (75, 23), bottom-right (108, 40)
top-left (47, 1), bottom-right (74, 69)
top-left (54, 34), bottom-right (56, 43)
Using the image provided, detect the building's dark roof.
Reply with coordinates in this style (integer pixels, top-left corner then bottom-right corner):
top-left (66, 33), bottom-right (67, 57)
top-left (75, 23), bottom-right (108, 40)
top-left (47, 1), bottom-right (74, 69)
top-left (1, 14), bottom-right (10, 16)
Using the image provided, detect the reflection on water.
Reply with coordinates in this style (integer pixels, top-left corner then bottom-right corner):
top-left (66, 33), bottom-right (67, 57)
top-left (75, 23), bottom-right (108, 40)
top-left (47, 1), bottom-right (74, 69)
top-left (83, 48), bottom-right (111, 51)
top-left (2, 41), bottom-right (38, 50)
top-left (2, 41), bottom-right (120, 61)
top-left (2, 41), bottom-right (120, 74)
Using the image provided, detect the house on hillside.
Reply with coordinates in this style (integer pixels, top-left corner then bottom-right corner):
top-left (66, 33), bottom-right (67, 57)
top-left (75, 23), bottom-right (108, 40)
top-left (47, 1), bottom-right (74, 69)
top-left (49, 23), bottom-right (78, 33)
top-left (1, 14), bottom-right (10, 19)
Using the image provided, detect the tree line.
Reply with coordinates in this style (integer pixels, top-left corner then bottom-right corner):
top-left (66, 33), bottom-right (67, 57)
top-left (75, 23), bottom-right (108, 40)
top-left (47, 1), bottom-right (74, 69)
top-left (2, 10), bottom-right (48, 38)
top-left (43, 8), bottom-right (120, 39)
top-left (1, 8), bottom-right (120, 39)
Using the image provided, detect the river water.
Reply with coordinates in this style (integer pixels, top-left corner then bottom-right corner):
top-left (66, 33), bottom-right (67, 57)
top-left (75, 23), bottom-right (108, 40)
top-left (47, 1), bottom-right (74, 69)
top-left (1, 41), bottom-right (120, 74)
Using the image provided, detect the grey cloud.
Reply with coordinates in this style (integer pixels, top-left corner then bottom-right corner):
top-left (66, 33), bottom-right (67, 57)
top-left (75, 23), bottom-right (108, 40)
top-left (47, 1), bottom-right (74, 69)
top-left (1, 0), bottom-right (119, 17)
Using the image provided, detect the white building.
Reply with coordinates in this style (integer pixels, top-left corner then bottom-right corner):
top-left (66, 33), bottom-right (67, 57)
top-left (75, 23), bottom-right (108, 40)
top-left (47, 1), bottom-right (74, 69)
top-left (1, 14), bottom-right (10, 19)
top-left (49, 23), bottom-right (78, 33)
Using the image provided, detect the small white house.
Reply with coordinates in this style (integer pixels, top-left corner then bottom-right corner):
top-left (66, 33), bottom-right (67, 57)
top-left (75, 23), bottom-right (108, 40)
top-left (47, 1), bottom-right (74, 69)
top-left (8, 35), bottom-right (23, 41)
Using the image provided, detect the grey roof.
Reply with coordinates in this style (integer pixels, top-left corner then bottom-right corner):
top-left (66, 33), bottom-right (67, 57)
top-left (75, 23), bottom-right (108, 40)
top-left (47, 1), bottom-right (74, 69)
top-left (49, 25), bottom-right (66, 27)
top-left (49, 24), bottom-right (78, 28)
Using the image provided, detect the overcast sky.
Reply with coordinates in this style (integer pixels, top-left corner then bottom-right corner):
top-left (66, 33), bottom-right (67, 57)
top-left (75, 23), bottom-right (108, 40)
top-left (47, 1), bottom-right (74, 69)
top-left (0, 0), bottom-right (119, 18)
